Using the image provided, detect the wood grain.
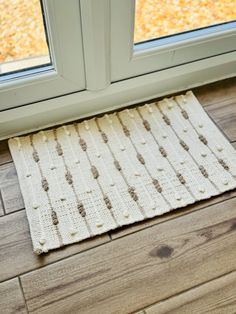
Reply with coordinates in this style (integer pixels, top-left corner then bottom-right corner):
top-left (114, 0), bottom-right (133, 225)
top-left (0, 162), bottom-right (24, 213)
top-left (21, 196), bottom-right (236, 314)
top-left (204, 98), bottom-right (236, 142)
top-left (0, 210), bottom-right (110, 282)
top-left (0, 278), bottom-right (27, 314)
top-left (111, 189), bottom-right (236, 239)
top-left (145, 271), bottom-right (236, 314)
top-left (0, 140), bottom-right (12, 165)
top-left (194, 77), bottom-right (236, 107)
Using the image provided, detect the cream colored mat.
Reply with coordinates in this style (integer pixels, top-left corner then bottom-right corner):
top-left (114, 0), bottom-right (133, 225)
top-left (9, 91), bottom-right (236, 254)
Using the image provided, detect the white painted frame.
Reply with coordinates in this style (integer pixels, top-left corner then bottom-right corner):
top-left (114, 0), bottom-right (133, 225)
top-left (80, 0), bottom-right (111, 91)
top-left (111, 0), bottom-right (236, 81)
top-left (0, 0), bottom-right (236, 139)
top-left (0, 0), bottom-right (85, 110)
top-left (1, 51), bottom-right (236, 139)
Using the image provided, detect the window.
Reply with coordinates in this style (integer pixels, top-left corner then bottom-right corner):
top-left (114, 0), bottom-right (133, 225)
top-left (0, 0), bottom-right (85, 110)
top-left (134, 0), bottom-right (236, 43)
top-left (0, 0), bottom-right (51, 76)
top-left (111, 0), bottom-right (236, 81)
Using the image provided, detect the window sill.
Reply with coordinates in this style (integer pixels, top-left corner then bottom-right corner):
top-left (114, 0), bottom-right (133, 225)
top-left (0, 51), bottom-right (235, 140)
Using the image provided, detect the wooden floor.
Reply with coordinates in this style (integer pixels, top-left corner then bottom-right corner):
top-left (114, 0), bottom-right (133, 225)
top-left (1, 78), bottom-right (236, 314)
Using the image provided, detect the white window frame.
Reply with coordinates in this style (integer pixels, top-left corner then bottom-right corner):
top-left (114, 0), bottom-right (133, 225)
top-left (0, 0), bottom-right (236, 139)
top-left (110, 0), bottom-right (236, 81)
top-left (0, 0), bottom-right (85, 110)
top-left (80, 0), bottom-right (111, 91)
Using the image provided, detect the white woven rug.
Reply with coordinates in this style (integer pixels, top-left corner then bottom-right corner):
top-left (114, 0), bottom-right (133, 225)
top-left (9, 91), bottom-right (236, 254)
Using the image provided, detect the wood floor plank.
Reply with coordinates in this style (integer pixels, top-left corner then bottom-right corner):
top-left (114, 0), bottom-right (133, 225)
top-left (204, 98), bottom-right (236, 142)
top-left (0, 278), bottom-right (27, 314)
top-left (0, 162), bottom-right (24, 213)
top-left (0, 210), bottom-right (110, 282)
top-left (21, 197), bottom-right (236, 314)
top-left (193, 77), bottom-right (236, 107)
top-left (0, 140), bottom-right (12, 165)
top-left (145, 271), bottom-right (236, 314)
top-left (111, 190), bottom-right (236, 239)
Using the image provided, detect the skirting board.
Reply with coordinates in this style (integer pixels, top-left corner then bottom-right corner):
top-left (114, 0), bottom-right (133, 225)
top-left (0, 51), bottom-right (236, 140)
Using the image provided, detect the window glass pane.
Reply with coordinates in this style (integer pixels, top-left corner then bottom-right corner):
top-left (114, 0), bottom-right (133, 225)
top-left (134, 0), bottom-right (236, 43)
top-left (0, 0), bottom-right (51, 76)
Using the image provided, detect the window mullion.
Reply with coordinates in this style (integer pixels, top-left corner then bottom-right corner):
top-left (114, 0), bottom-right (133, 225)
top-left (80, 0), bottom-right (111, 91)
